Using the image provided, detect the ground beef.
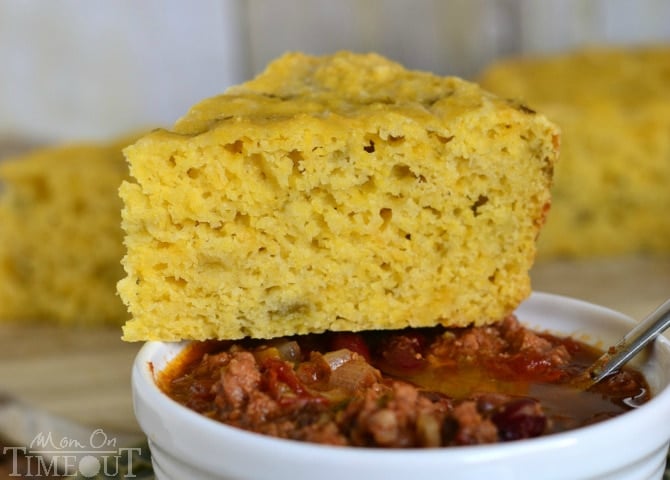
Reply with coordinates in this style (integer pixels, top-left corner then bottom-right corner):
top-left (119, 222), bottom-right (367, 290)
top-left (216, 351), bottom-right (261, 409)
top-left (451, 401), bottom-right (499, 445)
top-left (339, 381), bottom-right (450, 447)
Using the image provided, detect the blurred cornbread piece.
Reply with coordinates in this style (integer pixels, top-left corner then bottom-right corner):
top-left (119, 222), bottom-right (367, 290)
top-left (0, 139), bottom-right (131, 325)
top-left (119, 51), bottom-right (559, 342)
top-left (479, 46), bottom-right (670, 258)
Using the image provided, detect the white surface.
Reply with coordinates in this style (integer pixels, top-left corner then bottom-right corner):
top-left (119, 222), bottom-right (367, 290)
top-left (0, 0), bottom-right (249, 142)
top-left (2, 0), bottom-right (669, 142)
top-left (133, 292), bottom-right (670, 480)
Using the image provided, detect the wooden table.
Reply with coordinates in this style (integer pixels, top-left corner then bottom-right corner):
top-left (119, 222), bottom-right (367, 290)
top-left (0, 324), bottom-right (142, 435)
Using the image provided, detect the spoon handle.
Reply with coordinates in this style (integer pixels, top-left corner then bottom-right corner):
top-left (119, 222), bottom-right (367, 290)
top-left (589, 298), bottom-right (670, 385)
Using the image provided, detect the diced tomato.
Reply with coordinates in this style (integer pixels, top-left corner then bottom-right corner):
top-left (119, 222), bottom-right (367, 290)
top-left (262, 358), bottom-right (307, 395)
top-left (261, 358), bottom-right (328, 407)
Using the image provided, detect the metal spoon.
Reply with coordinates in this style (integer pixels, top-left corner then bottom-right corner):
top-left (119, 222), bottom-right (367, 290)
top-left (579, 298), bottom-right (670, 389)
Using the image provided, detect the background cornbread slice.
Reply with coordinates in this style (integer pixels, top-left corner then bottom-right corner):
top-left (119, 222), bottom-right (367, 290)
top-left (119, 51), bottom-right (559, 341)
top-left (0, 139), bottom-right (131, 325)
top-left (479, 46), bottom-right (670, 258)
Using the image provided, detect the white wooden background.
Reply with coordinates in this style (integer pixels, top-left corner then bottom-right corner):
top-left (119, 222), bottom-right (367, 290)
top-left (1, 0), bottom-right (669, 142)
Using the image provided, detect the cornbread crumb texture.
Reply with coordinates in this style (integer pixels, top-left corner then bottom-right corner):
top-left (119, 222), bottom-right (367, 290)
top-left (479, 45), bottom-right (670, 258)
top-left (0, 139), bottom-right (131, 325)
top-left (119, 51), bottom-right (559, 341)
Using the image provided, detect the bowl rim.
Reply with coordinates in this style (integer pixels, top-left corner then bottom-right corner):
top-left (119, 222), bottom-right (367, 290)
top-left (132, 291), bottom-right (670, 464)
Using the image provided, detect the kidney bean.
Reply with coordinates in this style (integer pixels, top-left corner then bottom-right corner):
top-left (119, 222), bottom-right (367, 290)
top-left (492, 398), bottom-right (547, 441)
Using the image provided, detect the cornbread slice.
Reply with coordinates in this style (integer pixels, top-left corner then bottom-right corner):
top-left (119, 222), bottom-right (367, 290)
top-left (119, 51), bottom-right (559, 341)
top-left (0, 139), bottom-right (131, 325)
top-left (479, 46), bottom-right (670, 258)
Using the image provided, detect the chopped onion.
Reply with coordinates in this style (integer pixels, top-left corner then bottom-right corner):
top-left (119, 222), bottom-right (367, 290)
top-left (322, 349), bottom-right (354, 371)
top-left (328, 357), bottom-right (380, 392)
top-left (275, 340), bottom-right (301, 362)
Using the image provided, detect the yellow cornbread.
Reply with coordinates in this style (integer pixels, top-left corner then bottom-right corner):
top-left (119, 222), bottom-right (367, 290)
top-left (479, 46), bottom-right (670, 258)
top-left (0, 139), bottom-right (130, 325)
top-left (119, 51), bottom-right (559, 341)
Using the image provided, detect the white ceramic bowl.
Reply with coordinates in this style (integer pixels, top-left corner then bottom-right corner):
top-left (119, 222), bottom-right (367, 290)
top-left (132, 292), bottom-right (670, 480)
